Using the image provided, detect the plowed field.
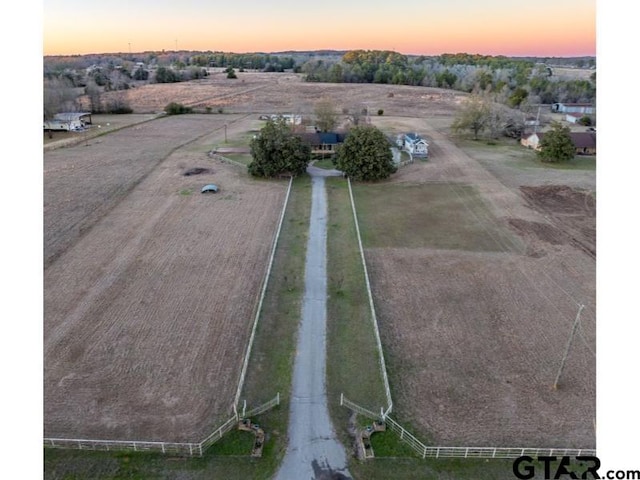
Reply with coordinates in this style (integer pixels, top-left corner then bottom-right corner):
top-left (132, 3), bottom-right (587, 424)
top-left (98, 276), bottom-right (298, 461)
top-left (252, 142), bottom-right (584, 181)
top-left (44, 115), bottom-right (287, 442)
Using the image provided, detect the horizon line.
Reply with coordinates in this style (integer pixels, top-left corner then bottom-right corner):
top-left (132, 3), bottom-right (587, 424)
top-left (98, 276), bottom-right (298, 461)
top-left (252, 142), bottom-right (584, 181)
top-left (43, 48), bottom-right (597, 59)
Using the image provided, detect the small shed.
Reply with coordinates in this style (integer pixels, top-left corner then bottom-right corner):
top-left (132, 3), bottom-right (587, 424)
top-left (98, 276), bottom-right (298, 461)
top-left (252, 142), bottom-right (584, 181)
top-left (201, 184), bottom-right (219, 193)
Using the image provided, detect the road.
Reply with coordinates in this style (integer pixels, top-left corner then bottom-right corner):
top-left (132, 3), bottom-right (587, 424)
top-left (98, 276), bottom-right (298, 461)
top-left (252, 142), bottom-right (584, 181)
top-left (274, 172), bottom-right (352, 480)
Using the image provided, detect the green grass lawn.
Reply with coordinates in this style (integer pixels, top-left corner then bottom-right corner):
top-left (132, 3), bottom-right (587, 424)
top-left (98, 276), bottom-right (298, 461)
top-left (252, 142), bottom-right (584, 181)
top-left (313, 158), bottom-right (336, 169)
top-left (456, 137), bottom-right (596, 171)
top-left (351, 183), bottom-right (521, 253)
top-left (325, 178), bottom-right (390, 451)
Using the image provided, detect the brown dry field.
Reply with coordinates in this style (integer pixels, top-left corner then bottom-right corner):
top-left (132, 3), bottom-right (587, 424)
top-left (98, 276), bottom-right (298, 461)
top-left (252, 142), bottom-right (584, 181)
top-left (355, 114), bottom-right (595, 448)
top-left (44, 114), bottom-right (288, 442)
top-left (47, 74), bottom-right (595, 448)
top-left (96, 71), bottom-right (468, 118)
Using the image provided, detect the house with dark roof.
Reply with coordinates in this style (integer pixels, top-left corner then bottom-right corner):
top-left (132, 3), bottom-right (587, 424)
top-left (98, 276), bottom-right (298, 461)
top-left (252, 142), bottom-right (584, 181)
top-left (521, 131), bottom-right (596, 155)
top-left (295, 131), bottom-right (348, 154)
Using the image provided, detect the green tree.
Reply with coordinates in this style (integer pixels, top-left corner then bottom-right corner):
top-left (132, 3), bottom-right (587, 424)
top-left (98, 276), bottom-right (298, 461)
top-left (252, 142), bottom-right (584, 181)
top-left (154, 66), bottom-right (180, 83)
top-left (537, 122), bottom-right (575, 163)
top-left (133, 67), bottom-right (149, 81)
top-left (508, 87), bottom-right (529, 108)
top-left (248, 119), bottom-right (311, 178)
top-left (225, 66), bottom-right (237, 79)
top-left (335, 125), bottom-right (396, 181)
top-left (451, 95), bottom-right (489, 140)
top-left (436, 69), bottom-right (457, 88)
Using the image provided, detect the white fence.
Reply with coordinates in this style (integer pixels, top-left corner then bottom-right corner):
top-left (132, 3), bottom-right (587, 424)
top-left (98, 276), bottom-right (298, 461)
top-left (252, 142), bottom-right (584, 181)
top-left (347, 178), bottom-right (393, 417)
top-left (45, 177), bottom-right (292, 458)
top-left (341, 395), bottom-right (596, 460)
top-left (44, 393), bottom-right (280, 457)
top-left (234, 176), bottom-right (293, 408)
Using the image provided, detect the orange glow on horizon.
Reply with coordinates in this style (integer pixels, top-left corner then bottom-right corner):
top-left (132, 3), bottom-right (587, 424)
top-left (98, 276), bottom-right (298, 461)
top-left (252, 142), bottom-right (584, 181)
top-left (43, 2), bottom-right (595, 57)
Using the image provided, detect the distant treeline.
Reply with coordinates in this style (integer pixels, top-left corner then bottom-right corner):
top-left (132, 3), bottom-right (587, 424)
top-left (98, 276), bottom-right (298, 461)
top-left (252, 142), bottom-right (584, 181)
top-left (44, 51), bottom-right (296, 76)
top-left (43, 49), bottom-right (596, 110)
top-left (300, 50), bottom-right (596, 105)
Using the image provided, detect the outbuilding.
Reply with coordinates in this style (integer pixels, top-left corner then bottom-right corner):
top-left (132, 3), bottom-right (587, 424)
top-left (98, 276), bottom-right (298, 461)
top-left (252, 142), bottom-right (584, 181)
top-left (521, 131), bottom-right (596, 155)
top-left (44, 112), bottom-right (93, 131)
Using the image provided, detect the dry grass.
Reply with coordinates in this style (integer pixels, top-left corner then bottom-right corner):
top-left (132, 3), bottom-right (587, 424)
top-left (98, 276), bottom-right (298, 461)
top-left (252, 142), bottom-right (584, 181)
top-left (44, 115), bottom-right (288, 442)
top-left (351, 128), bottom-right (595, 448)
top-left (44, 74), bottom-right (596, 453)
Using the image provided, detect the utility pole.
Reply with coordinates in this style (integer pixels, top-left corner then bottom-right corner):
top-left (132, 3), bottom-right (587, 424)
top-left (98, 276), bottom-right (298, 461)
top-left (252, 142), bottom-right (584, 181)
top-left (553, 304), bottom-right (585, 390)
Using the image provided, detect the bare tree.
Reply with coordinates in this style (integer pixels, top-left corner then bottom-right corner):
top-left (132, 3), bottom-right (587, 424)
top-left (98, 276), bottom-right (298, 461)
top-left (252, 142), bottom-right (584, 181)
top-left (84, 79), bottom-right (103, 113)
top-left (451, 94), bottom-right (489, 140)
top-left (314, 98), bottom-right (339, 132)
top-left (44, 77), bottom-right (80, 137)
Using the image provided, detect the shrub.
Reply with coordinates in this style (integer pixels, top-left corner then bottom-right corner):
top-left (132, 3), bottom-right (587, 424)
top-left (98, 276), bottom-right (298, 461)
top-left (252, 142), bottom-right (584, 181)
top-left (377, 109), bottom-right (384, 116)
top-left (164, 102), bottom-right (193, 115)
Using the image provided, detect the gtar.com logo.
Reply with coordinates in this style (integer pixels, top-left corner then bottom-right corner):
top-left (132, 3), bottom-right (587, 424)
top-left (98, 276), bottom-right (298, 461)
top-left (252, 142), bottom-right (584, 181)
top-left (513, 456), bottom-right (601, 479)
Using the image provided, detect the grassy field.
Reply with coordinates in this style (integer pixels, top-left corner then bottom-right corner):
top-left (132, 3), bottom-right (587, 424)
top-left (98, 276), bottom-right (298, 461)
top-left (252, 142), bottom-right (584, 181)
top-left (456, 138), bottom-right (596, 171)
top-left (349, 176), bottom-right (595, 449)
top-left (353, 182), bottom-right (518, 252)
top-left (324, 178), bottom-right (390, 455)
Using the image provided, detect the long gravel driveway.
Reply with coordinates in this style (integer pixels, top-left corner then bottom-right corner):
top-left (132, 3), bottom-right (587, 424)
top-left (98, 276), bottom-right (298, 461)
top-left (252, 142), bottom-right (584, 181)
top-left (274, 171), bottom-right (351, 480)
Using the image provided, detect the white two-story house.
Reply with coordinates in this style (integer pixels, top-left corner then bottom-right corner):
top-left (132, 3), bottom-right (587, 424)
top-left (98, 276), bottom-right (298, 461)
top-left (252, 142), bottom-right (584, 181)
top-left (396, 133), bottom-right (429, 158)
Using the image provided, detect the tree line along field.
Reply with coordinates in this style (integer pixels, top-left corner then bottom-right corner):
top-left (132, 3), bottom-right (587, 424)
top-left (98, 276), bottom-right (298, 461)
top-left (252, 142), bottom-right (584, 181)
top-left (44, 114), bottom-right (288, 442)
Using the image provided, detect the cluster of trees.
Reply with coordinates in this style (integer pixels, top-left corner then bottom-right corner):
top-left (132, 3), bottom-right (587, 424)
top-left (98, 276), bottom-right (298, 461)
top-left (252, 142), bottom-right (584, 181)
top-left (153, 65), bottom-right (208, 83)
top-left (303, 50), bottom-right (426, 85)
top-left (189, 52), bottom-right (296, 71)
top-left (452, 97), bottom-right (581, 163)
top-left (301, 50), bottom-right (596, 106)
top-left (451, 92), bottom-right (530, 141)
top-left (43, 50), bottom-right (300, 116)
top-left (249, 120), bottom-right (395, 181)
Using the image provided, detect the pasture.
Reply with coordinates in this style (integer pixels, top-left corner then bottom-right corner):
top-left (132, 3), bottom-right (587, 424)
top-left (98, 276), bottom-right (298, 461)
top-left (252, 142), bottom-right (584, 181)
top-left (44, 114), bottom-right (288, 442)
top-left (351, 132), bottom-right (595, 448)
top-left (43, 72), bottom-right (596, 478)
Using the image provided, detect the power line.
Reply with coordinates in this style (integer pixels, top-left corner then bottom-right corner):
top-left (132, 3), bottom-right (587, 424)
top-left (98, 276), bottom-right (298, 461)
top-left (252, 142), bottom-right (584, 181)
top-left (553, 304), bottom-right (585, 389)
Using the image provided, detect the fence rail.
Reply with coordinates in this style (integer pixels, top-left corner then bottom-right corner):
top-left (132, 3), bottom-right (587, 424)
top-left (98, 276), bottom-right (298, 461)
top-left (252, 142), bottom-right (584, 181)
top-left (45, 175), bottom-right (292, 458)
top-left (44, 394), bottom-right (280, 457)
top-left (341, 395), bottom-right (595, 460)
top-left (244, 392), bottom-right (280, 418)
top-left (234, 176), bottom-right (293, 408)
top-left (347, 178), bottom-right (393, 417)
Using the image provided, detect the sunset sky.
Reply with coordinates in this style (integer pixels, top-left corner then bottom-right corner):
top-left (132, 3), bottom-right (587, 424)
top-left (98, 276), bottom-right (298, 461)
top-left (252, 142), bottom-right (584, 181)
top-left (43, 0), bottom-right (596, 57)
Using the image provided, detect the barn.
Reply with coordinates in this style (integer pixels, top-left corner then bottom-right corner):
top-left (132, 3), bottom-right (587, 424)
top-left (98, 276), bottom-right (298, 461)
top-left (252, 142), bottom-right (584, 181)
top-left (44, 112), bottom-right (92, 131)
